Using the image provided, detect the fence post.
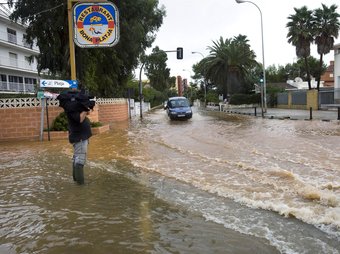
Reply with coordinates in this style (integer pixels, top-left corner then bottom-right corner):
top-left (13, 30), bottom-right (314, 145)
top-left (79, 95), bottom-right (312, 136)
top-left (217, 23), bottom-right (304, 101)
top-left (309, 107), bottom-right (313, 120)
top-left (338, 107), bottom-right (340, 120)
top-left (254, 107), bottom-right (257, 116)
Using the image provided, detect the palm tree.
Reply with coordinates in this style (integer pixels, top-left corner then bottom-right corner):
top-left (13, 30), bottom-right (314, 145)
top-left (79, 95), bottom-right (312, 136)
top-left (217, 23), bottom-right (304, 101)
top-left (203, 35), bottom-right (258, 97)
top-left (313, 4), bottom-right (340, 90)
top-left (286, 6), bottom-right (314, 89)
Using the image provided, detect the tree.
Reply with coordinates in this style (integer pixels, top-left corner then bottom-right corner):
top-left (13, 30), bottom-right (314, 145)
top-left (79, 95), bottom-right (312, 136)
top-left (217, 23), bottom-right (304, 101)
top-left (144, 47), bottom-right (171, 91)
top-left (8, 0), bottom-right (165, 97)
top-left (286, 6), bottom-right (314, 89)
top-left (295, 56), bottom-right (327, 83)
top-left (204, 35), bottom-right (258, 98)
top-left (313, 4), bottom-right (340, 90)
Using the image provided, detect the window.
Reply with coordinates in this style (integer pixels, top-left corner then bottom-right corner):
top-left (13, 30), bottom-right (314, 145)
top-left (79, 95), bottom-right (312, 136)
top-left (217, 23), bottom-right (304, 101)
top-left (25, 56), bottom-right (32, 64)
top-left (9, 75), bottom-right (23, 84)
top-left (1, 74), bottom-right (6, 82)
top-left (9, 52), bottom-right (18, 66)
top-left (0, 74), bottom-right (7, 90)
top-left (23, 34), bottom-right (33, 49)
top-left (24, 77), bottom-right (37, 84)
top-left (7, 28), bottom-right (17, 44)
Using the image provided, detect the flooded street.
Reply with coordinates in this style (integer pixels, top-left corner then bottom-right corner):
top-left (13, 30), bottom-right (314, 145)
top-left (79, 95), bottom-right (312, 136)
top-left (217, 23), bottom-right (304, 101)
top-left (0, 107), bottom-right (339, 254)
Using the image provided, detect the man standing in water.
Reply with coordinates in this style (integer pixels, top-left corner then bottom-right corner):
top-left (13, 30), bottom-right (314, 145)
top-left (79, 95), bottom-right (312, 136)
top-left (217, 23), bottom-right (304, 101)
top-left (67, 108), bottom-right (92, 185)
top-left (57, 91), bottom-right (94, 185)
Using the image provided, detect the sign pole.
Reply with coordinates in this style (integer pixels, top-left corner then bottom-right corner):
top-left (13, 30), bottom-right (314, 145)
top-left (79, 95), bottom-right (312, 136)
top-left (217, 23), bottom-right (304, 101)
top-left (68, 0), bottom-right (76, 80)
top-left (39, 98), bottom-right (45, 141)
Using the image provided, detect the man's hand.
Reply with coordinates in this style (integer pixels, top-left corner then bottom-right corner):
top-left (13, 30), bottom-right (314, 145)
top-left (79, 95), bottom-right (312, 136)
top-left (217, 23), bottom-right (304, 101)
top-left (79, 111), bottom-right (88, 123)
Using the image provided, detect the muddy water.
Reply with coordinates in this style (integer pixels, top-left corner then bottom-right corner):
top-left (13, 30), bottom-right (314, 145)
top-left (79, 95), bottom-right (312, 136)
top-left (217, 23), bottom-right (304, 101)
top-left (0, 108), bottom-right (339, 254)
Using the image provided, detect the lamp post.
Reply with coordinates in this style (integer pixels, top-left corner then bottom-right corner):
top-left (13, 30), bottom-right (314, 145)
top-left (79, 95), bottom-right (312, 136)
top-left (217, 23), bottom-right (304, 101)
top-left (191, 51), bottom-right (207, 106)
top-left (235, 0), bottom-right (267, 114)
top-left (139, 62), bottom-right (146, 119)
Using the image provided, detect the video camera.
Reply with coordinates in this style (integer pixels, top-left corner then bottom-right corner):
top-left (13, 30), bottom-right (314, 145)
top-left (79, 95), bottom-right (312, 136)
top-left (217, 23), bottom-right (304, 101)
top-left (57, 90), bottom-right (96, 113)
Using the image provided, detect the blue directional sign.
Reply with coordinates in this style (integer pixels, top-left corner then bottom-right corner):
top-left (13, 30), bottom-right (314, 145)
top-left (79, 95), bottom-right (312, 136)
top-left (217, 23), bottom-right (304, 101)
top-left (73, 2), bottom-right (120, 48)
top-left (40, 80), bottom-right (78, 89)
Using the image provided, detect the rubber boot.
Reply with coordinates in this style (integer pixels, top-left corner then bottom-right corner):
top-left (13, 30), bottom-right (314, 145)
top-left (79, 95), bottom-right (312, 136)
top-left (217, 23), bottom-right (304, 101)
top-left (74, 163), bottom-right (84, 185)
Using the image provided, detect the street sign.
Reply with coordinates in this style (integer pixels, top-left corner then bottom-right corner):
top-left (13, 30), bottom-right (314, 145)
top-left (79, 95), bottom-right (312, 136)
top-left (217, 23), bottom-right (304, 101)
top-left (40, 80), bottom-right (78, 89)
top-left (73, 2), bottom-right (120, 48)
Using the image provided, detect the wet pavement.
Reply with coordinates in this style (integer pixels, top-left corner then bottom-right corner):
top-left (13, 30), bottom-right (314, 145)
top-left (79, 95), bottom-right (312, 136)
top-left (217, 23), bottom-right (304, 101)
top-left (220, 107), bottom-right (340, 121)
top-left (1, 107), bottom-right (339, 254)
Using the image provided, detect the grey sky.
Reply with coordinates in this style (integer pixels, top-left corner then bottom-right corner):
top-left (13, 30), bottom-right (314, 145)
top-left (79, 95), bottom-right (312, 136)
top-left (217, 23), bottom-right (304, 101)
top-left (144, 0), bottom-right (339, 80)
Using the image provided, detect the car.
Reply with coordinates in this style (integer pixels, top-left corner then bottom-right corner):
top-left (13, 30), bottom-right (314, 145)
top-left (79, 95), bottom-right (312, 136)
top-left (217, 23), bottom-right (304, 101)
top-left (165, 96), bottom-right (192, 120)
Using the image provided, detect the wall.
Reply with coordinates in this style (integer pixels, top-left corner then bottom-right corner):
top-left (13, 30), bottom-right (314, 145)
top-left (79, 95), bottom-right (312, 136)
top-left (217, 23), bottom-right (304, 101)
top-left (0, 97), bottom-right (128, 141)
top-left (277, 90), bottom-right (319, 110)
top-left (334, 44), bottom-right (340, 103)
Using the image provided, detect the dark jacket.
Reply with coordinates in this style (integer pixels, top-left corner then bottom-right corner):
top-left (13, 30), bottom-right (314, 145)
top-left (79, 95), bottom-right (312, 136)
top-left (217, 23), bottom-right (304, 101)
top-left (66, 111), bottom-right (92, 143)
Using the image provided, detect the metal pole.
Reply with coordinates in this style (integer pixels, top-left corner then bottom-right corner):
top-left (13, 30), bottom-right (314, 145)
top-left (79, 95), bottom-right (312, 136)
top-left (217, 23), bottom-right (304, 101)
top-left (139, 62), bottom-right (145, 119)
top-left (235, 0), bottom-right (267, 112)
top-left (46, 98), bottom-right (51, 141)
top-left (67, 0), bottom-right (76, 80)
top-left (260, 84), bottom-right (264, 118)
top-left (39, 98), bottom-right (45, 141)
top-left (191, 51), bottom-right (207, 106)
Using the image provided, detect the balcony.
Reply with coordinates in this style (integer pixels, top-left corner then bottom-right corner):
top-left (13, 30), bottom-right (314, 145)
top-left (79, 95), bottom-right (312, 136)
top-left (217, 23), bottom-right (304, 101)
top-left (0, 30), bottom-right (39, 54)
top-left (0, 81), bottom-right (35, 93)
top-left (0, 55), bottom-right (38, 73)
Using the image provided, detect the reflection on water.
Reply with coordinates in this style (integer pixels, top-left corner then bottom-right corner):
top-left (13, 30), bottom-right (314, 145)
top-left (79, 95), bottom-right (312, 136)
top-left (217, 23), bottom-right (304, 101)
top-left (0, 108), bottom-right (339, 254)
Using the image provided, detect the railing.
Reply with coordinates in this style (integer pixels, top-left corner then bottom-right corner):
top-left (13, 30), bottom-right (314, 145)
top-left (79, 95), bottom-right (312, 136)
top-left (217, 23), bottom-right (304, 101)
top-left (0, 97), bottom-right (127, 108)
top-left (0, 81), bottom-right (35, 93)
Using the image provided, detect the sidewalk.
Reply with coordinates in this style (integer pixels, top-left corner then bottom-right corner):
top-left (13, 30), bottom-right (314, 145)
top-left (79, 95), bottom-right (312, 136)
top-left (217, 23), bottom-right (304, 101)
top-left (220, 106), bottom-right (340, 121)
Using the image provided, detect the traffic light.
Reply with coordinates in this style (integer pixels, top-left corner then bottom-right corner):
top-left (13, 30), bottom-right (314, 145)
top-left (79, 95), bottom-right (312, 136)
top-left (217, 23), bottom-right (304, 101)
top-left (259, 72), bottom-right (264, 83)
top-left (177, 47), bottom-right (183, 59)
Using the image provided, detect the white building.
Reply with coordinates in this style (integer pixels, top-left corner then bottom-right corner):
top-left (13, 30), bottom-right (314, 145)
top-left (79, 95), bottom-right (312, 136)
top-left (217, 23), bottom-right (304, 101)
top-left (0, 6), bottom-right (40, 94)
top-left (334, 43), bottom-right (340, 103)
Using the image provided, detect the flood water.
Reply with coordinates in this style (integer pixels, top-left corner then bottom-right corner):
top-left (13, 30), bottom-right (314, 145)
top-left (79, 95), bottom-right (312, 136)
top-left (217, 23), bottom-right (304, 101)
top-left (0, 107), bottom-right (339, 254)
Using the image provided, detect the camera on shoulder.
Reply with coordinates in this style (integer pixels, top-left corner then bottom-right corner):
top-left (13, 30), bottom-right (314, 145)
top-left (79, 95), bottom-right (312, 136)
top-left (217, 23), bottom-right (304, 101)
top-left (57, 90), bottom-right (96, 113)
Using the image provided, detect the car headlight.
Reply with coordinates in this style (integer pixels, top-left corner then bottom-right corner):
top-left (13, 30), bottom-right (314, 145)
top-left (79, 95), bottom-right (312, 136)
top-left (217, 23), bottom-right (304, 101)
top-left (170, 111), bottom-right (177, 114)
top-left (186, 110), bottom-right (192, 113)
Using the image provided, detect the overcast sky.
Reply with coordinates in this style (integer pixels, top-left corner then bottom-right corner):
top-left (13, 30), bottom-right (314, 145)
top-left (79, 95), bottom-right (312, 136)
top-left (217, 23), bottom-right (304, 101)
top-left (141, 0), bottom-right (340, 81)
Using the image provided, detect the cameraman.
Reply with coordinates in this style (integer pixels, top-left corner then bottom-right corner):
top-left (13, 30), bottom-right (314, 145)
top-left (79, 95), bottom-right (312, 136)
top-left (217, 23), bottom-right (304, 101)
top-left (57, 90), bottom-right (94, 185)
top-left (67, 107), bottom-right (92, 185)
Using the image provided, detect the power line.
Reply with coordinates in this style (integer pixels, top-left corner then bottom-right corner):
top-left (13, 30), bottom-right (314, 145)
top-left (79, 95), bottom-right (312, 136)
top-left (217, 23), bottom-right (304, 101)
top-left (29, 3), bottom-right (64, 17)
top-left (0, 2), bottom-right (64, 17)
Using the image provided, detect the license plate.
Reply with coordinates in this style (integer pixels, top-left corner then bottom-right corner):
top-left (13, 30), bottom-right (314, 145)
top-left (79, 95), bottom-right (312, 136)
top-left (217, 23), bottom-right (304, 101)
top-left (178, 114), bottom-right (185, 117)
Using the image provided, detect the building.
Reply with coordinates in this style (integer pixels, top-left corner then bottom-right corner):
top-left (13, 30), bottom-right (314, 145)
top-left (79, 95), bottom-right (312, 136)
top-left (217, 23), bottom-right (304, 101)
top-left (176, 75), bottom-right (183, 96)
top-left (0, 6), bottom-right (40, 94)
top-left (334, 43), bottom-right (340, 103)
top-left (320, 61), bottom-right (334, 87)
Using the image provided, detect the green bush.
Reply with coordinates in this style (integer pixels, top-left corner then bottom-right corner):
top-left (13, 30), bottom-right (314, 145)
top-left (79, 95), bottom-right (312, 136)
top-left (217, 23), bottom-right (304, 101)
top-left (90, 121), bottom-right (103, 127)
top-left (50, 112), bottom-right (68, 131)
top-left (229, 93), bottom-right (261, 105)
top-left (49, 112), bottom-right (102, 131)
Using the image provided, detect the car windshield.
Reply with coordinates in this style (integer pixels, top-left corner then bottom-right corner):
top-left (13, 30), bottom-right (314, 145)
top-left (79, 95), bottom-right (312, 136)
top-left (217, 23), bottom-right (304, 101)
top-left (169, 99), bottom-right (189, 108)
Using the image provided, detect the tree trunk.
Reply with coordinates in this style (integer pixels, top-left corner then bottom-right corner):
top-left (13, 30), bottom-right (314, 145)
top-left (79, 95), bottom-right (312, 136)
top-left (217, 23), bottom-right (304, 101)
top-left (316, 54), bottom-right (324, 91)
top-left (304, 57), bottom-right (311, 90)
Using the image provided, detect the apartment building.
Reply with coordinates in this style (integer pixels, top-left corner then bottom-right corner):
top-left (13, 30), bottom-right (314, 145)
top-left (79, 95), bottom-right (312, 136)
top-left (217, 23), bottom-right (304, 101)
top-left (0, 6), bottom-right (40, 94)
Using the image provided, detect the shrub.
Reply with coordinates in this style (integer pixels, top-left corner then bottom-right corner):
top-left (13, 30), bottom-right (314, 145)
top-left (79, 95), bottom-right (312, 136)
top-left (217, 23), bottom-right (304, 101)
top-left (229, 93), bottom-right (261, 105)
top-left (50, 112), bottom-right (68, 131)
top-left (49, 112), bottom-right (102, 131)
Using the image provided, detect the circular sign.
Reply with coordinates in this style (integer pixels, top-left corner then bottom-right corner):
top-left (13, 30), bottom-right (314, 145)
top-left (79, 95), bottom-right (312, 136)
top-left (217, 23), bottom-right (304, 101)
top-left (73, 2), bottom-right (120, 48)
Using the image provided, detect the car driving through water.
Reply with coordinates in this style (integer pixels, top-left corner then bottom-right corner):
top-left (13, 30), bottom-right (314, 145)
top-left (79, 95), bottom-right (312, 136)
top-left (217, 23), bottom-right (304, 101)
top-left (164, 96), bottom-right (192, 120)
